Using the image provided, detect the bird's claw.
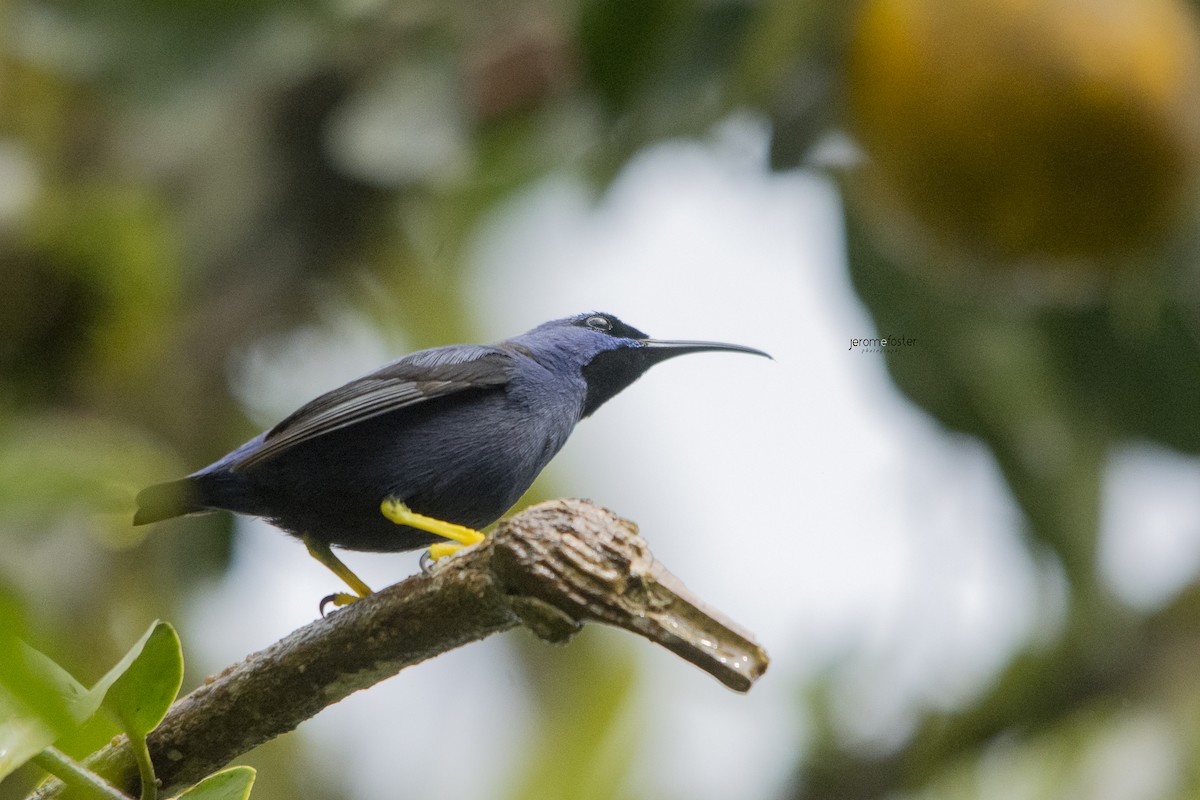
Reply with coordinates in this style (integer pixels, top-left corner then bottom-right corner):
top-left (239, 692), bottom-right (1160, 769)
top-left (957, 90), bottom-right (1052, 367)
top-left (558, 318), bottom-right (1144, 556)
top-left (419, 541), bottom-right (466, 575)
top-left (319, 592), bottom-right (361, 617)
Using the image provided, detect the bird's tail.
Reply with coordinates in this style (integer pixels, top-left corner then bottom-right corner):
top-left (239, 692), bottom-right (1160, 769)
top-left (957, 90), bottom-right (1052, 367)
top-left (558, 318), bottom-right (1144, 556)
top-left (133, 477), bottom-right (205, 525)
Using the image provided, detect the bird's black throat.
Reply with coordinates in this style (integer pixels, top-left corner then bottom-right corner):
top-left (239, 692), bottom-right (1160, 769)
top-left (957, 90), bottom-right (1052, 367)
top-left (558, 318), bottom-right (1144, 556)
top-left (580, 346), bottom-right (660, 418)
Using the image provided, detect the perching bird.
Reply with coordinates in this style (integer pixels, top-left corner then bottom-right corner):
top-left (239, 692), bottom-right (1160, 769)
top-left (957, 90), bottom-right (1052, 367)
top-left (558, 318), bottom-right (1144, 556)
top-left (134, 312), bottom-right (768, 608)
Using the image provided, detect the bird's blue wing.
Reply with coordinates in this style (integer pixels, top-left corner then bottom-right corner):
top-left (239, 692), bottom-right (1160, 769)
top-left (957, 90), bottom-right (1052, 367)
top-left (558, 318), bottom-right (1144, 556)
top-left (230, 344), bottom-right (516, 471)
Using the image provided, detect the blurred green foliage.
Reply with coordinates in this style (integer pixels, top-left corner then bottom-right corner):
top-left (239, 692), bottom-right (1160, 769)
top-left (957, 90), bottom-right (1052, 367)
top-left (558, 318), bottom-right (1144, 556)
top-left (4, 0), bottom-right (1200, 798)
top-left (0, 620), bottom-right (247, 799)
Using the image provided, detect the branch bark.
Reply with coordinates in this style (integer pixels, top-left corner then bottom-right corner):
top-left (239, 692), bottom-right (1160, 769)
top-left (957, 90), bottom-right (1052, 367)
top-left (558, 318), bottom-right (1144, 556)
top-left (33, 498), bottom-right (768, 799)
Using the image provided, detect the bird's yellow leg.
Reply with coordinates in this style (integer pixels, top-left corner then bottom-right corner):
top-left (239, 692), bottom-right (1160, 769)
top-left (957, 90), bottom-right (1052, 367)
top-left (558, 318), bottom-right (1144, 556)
top-left (380, 498), bottom-right (484, 560)
top-left (303, 534), bottom-right (374, 609)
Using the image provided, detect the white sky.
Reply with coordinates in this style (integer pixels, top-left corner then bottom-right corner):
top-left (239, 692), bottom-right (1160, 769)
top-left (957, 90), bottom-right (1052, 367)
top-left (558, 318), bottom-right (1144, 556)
top-left (188, 115), bottom-right (1200, 800)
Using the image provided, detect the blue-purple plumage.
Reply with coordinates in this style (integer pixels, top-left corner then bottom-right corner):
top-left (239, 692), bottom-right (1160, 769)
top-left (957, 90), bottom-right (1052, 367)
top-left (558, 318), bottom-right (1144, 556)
top-left (133, 312), bottom-right (768, 554)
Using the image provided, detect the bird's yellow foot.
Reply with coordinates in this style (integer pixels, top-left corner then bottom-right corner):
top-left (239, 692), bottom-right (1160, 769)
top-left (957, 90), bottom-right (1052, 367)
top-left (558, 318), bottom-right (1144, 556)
top-left (380, 498), bottom-right (484, 565)
top-left (429, 541), bottom-right (465, 559)
top-left (417, 541), bottom-right (469, 574)
top-left (303, 534), bottom-right (374, 616)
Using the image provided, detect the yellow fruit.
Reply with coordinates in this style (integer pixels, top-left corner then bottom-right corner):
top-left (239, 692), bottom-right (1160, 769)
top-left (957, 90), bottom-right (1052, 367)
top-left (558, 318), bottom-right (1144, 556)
top-left (846, 0), bottom-right (1200, 268)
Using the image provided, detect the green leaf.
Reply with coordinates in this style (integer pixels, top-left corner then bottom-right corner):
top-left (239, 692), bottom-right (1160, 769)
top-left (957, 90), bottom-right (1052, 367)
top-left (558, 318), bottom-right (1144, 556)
top-left (0, 687), bottom-right (56, 781)
top-left (0, 639), bottom-right (93, 728)
top-left (94, 621), bottom-right (183, 736)
top-left (0, 639), bottom-right (94, 781)
top-left (0, 622), bottom-right (184, 787)
top-left (173, 766), bottom-right (256, 800)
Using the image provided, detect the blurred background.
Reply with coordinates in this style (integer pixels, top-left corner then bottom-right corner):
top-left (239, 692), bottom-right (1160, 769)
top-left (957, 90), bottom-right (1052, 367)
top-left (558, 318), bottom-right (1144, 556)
top-left (4, 0), bottom-right (1200, 797)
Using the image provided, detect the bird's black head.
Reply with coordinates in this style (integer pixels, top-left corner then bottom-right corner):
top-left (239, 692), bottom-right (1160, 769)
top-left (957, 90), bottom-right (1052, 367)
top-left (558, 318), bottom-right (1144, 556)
top-left (559, 312), bottom-right (770, 417)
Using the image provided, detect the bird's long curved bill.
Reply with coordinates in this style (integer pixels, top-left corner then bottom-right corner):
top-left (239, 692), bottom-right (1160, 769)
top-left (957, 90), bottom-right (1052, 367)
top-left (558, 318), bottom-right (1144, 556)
top-left (640, 339), bottom-right (772, 361)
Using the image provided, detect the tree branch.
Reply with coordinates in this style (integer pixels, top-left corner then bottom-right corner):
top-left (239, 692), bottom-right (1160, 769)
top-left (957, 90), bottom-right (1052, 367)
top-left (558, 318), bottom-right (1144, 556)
top-left (33, 499), bottom-right (768, 799)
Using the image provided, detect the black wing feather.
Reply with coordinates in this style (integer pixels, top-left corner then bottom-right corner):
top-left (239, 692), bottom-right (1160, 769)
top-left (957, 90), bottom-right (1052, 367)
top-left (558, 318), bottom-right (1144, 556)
top-left (230, 345), bottom-right (516, 471)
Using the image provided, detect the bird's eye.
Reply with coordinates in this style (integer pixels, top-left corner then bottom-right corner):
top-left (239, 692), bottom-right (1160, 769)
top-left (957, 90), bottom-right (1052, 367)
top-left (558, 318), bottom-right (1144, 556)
top-left (586, 315), bottom-right (613, 332)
